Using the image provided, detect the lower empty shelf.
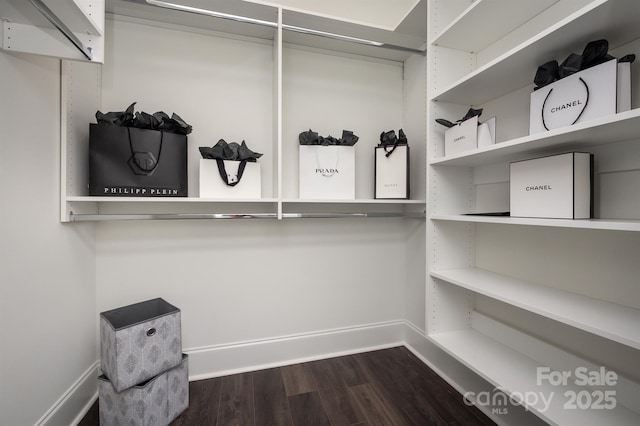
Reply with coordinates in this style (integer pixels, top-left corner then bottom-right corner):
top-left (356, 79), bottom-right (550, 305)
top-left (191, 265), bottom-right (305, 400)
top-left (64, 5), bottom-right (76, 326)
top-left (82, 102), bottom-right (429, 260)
top-left (429, 313), bottom-right (640, 426)
top-left (430, 268), bottom-right (640, 350)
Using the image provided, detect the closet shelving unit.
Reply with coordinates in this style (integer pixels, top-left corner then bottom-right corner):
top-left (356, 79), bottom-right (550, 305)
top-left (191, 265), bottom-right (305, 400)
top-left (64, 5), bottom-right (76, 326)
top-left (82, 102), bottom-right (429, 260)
top-left (57, 0), bottom-right (428, 222)
top-left (427, 0), bottom-right (640, 424)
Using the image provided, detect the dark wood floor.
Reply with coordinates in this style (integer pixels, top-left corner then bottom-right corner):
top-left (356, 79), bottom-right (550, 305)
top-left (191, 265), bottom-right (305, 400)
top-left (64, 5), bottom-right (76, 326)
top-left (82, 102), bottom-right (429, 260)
top-left (79, 346), bottom-right (495, 425)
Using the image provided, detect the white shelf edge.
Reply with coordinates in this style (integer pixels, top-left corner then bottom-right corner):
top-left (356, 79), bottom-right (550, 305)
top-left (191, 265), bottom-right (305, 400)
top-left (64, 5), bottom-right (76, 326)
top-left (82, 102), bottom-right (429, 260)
top-left (430, 215), bottom-right (640, 232)
top-left (429, 0), bottom-right (608, 104)
top-left (66, 196), bottom-right (279, 203)
top-left (428, 321), bottom-right (640, 426)
top-left (282, 198), bottom-right (426, 204)
top-left (429, 109), bottom-right (640, 167)
top-left (66, 196), bottom-right (426, 205)
top-left (431, 0), bottom-right (558, 53)
top-left (430, 267), bottom-right (640, 350)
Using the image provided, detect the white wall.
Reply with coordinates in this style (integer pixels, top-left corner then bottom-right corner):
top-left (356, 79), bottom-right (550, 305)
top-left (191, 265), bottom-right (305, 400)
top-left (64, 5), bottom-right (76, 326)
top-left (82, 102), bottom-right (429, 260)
top-left (95, 17), bottom-right (423, 375)
top-left (95, 218), bottom-right (411, 358)
top-left (0, 52), bottom-right (97, 426)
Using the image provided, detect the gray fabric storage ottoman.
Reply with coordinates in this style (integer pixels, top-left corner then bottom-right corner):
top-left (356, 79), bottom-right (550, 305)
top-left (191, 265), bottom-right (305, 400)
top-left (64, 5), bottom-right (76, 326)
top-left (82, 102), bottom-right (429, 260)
top-left (99, 354), bottom-right (189, 426)
top-left (100, 298), bottom-right (182, 392)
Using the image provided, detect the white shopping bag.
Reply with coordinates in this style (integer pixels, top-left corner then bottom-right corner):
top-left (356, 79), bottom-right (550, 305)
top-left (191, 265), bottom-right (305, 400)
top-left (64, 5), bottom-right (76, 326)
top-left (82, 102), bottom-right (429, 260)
top-left (299, 145), bottom-right (355, 199)
top-left (375, 144), bottom-right (409, 199)
top-left (199, 159), bottom-right (261, 198)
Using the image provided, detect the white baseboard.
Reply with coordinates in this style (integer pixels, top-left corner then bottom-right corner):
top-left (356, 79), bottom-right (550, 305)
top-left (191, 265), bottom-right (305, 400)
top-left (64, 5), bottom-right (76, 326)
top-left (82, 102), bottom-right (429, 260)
top-left (186, 320), bottom-right (406, 380)
top-left (35, 362), bottom-right (99, 426)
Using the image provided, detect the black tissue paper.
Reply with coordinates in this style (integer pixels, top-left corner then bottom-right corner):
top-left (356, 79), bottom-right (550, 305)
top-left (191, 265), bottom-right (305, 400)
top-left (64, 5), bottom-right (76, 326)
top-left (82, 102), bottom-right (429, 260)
top-left (95, 102), bottom-right (193, 135)
top-left (199, 139), bottom-right (263, 162)
top-left (298, 129), bottom-right (359, 146)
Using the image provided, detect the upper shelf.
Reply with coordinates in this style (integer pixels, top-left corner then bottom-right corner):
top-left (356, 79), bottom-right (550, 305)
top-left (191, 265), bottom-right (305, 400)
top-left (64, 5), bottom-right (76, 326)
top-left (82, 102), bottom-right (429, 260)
top-left (0, 0), bottom-right (103, 36)
top-left (106, 0), bottom-right (427, 62)
top-left (1, 0), bottom-right (105, 61)
top-left (65, 196), bottom-right (426, 221)
top-left (281, 5), bottom-right (426, 62)
top-left (430, 108), bottom-right (640, 167)
top-left (106, 0), bottom-right (278, 41)
top-left (430, 0), bottom-right (640, 105)
top-left (431, 0), bottom-right (558, 53)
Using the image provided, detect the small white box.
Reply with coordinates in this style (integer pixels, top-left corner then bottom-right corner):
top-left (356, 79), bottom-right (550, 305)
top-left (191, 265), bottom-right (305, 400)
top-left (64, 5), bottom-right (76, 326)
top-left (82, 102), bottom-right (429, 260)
top-left (375, 144), bottom-right (409, 199)
top-left (617, 61), bottom-right (631, 113)
top-left (510, 152), bottom-right (593, 219)
top-left (299, 145), bottom-right (355, 199)
top-left (529, 59), bottom-right (627, 134)
top-left (199, 159), bottom-right (261, 199)
top-left (445, 116), bottom-right (496, 156)
top-left (477, 117), bottom-right (496, 148)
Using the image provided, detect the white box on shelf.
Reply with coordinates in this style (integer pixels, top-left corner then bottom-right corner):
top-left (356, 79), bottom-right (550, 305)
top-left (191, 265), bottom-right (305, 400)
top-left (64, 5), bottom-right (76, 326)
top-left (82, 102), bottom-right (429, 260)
top-left (444, 116), bottom-right (496, 156)
top-left (299, 145), bottom-right (355, 199)
top-left (510, 152), bottom-right (593, 219)
top-left (529, 59), bottom-right (629, 134)
top-left (199, 159), bottom-right (261, 199)
top-left (375, 144), bottom-right (409, 199)
top-left (477, 116), bottom-right (496, 148)
top-left (617, 61), bottom-right (631, 113)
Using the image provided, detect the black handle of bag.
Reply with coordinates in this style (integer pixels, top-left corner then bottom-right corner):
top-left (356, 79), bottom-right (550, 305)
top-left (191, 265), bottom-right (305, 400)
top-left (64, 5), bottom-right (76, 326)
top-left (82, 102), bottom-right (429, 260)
top-left (541, 77), bottom-right (589, 131)
top-left (127, 127), bottom-right (163, 175)
top-left (216, 159), bottom-right (247, 186)
top-left (383, 142), bottom-right (399, 157)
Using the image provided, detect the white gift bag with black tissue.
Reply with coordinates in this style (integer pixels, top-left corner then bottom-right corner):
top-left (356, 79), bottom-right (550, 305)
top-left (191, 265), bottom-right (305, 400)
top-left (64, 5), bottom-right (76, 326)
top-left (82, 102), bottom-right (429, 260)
top-left (375, 144), bottom-right (409, 199)
top-left (299, 145), bottom-right (355, 199)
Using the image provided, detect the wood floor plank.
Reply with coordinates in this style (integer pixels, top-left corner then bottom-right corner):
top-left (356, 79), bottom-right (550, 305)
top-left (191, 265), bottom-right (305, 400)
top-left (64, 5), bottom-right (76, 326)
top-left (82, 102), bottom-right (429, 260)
top-left (332, 353), bottom-right (369, 387)
top-left (355, 347), bottom-right (451, 425)
top-left (399, 347), bottom-right (496, 426)
top-left (306, 357), bottom-right (366, 426)
top-left (76, 399), bottom-right (99, 426)
top-left (172, 377), bottom-right (223, 426)
top-left (349, 382), bottom-right (407, 426)
top-left (281, 363), bottom-right (317, 396)
top-left (254, 367), bottom-right (294, 426)
top-left (288, 392), bottom-right (331, 426)
top-left (217, 373), bottom-right (254, 426)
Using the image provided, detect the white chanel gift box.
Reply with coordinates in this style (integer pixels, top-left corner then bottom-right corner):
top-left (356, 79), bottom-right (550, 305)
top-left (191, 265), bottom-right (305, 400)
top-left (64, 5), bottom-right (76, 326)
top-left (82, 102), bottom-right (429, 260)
top-left (529, 59), bottom-right (630, 134)
top-left (199, 159), bottom-right (261, 199)
top-left (510, 152), bottom-right (593, 219)
top-left (444, 116), bottom-right (496, 156)
top-left (375, 144), bottom-right (409, 199)
top-left (299, 145), bottom-right (355, 199)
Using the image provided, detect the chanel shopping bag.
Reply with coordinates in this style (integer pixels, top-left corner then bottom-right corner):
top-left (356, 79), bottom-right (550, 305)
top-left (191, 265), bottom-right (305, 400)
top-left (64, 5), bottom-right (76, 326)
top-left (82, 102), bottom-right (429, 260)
top-left (89, 123), bottom-right (188, 196)
top-left (529, 39), bottom-right (634, 134)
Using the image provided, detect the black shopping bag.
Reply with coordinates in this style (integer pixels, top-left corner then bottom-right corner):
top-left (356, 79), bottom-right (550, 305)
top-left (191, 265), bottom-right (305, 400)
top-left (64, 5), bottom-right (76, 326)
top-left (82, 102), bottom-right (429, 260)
top-left (89, 123), bottom-right (188, 196)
